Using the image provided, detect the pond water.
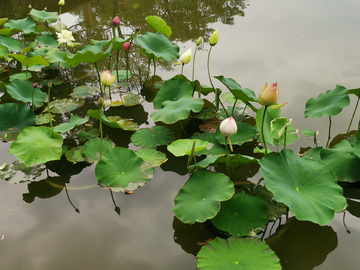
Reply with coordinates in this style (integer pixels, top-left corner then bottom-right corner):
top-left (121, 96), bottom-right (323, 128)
top-left (1, 0), bottom-right (360, 269)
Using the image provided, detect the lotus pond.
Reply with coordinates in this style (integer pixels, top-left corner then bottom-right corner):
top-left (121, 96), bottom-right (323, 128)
top-left (1, 0), bottom-right (360, 269)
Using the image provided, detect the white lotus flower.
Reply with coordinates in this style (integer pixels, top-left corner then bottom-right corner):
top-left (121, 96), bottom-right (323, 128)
top-left (57, 30), bottom-right (75, 46)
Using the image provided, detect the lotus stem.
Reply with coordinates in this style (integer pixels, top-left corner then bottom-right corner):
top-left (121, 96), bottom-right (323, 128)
top-left (231, 98), bottom-right (238, 118)
top-left (261, 106), bottom-right (268, 155)
top-left (326, 116), bottom-right (332, 148)
top-left (125, 51), bottom-right (129, 84)
top-left (241, 104), bottom-right (248, 122)
top-left (94, 62), bottom-right (103, 96)
top-left (108, 85), bottom-right (112, 101)
top-left (224, 136), bottom-right (230, 175)
top-left (347, 94), bottom-right (360, 134)
top-left (181, 63), bottom-right (184, 75)
top-left (116, 50), bottom-right (120, 83)
top-left (284, 125), bottom-right (288, 149)
top-left (192, 44), bottom-right (198, 82)
top-left (99, 106), bottom-right (103, 159)
top-left (151, 55), bottom-right (156, 88)
top-left (47, 85), bottom-right (53, 135)
top-left (32, 88), bottom-right (34, 112)
top-left (59, 6), bottom-right (62, 32)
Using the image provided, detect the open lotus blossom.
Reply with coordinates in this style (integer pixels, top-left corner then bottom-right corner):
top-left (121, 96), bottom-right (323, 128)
top-left (259, 82), bottom-right (287, 108)
top-left (220, 117), bottom-right (237, 137)
top-left (209, 29), bottom-right (219, 46)
top-left (100, 70), bottom-right (116, 86)
top-left (56, 29), bottom-right (75, 46)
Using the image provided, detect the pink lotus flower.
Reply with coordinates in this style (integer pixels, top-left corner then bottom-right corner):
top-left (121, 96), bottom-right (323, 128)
top-left (123, 42), bottom-right (131, 52)
top-left (112, 16), bottom-right (120, 26)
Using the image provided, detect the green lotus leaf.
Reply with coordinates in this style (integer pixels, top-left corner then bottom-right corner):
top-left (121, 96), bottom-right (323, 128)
top-left (301, 128), bottom-right (318, 137)
top-left (135, 31), bottom-right (180, 62)
top-left (135, 148), bottom-right (167, 168)
top-left (9, 71), bottom-right (32, 81)
top-left (215, 75), bottom-right (259, 103)
top-left (191, 132), bottom-right (226, 156)
top-left (173, 170), bottom-right (234, 224)
top-left (320, 140), bottom-right (360, 182)
top-left (111, 70), bottom-right (132, 81)
top-left (151, 96), bottom-right (204, 124)
top-left (53, 115), bottom-right (89, 133)
top-left (0, 160), bottom-right (45, 183)
top-left (65, 146), bottom-right (86, 163)
top-left (30, 9), bottom-right (59, 23)
top-left (35, 113), bottom-right (52, 125)
top-left (47, 98), bottom-right (81, 114)
top-left (259, 148), bottom-right (346, 225)
top-left (197, 237), bottom-right (281, 270)
top-left (105, 93), bottom-right (141, 107)
top-left (168, 139), bottom-right (209, 157)
top-left (4, 18), bottom-right (36, 34)
top-left (302, 147), bottom-right (322, 161)
top-left (211, 192), bottom-right (268, 237)
top-left (76, 126), bottom-right (99, 142)
top-left (354, 126), bottom-right (360, 158)
top-left (215, 122), bottom-right (257, 146)
top-left (304, 84), bottom-right (350, 118)
top-left (0, 18), bottom-right (8, 26)
top-left (95, 147), bottom-right (154, 192)
top-left (83, 137), bottom-right (115, 163)
top-left (0, 35), bottom-right (23, 52)
top-left (44, 48), bottom-right (74, 69)
top-left (0, 45), bottom-right (11, 61)
top-left (256, 106), bottom-right (298, 146)
top-left (87, 110), bottom-right (138, 131)
top-left (63, 44), bottom-right (110, 66)
top-left (36, 34), bottom-right (59, 47)
top-left (270, 117), bottom-right (292, 139)
top-left (153, 78), bottom-right (193, 109)
top-left (69, 85), bottom-right (98, 99)
top-left (131, 126), bottom-right (175, 147)
top-left (145, 16), bottom-right (172, 37)
top-left (188, 154), bottom-right (224, 172)
top-left (0, 103), bottom-right (35, 132)
top-left (10, 54), bottom-right (49, 68)
top-left (216, 154), bottom-right (258, 169)
top-left (0, 28), bottom-right (12, 37)
top-left (9, 126), bottom-right (63, 167)
top-left (6, 79), bottom-right (46, 107)
top-left (349, 88), bottom-right (360, 97)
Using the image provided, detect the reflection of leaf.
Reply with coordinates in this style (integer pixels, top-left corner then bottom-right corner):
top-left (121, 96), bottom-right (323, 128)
top-left (87, 110), bottom-right (138, 131)
top-left (197, 237), bottom-right (281, 270)
top-left (47, 98), bottom-right (81, 114)
top-left (259, 148), bottom-right (346, 225)
top-left (0, 160), bottom-right (46, 183)
top-left (173, 170), bottom-right (234, 224)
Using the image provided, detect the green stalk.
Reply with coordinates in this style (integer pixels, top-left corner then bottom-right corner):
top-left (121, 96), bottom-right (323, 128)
top-left (94, 62), bottom-right (103, 96)
top-left (284, 125), bottom-right (288, 149)
top-left (231, 98), bottom-right (238, 118)
top-left (108, 85), bottom-right (112, 101)
top-left (47, 85), bottom-right (53, 135)
top-left (192, 44), bottom-right (198, 82)
top-left (59, 6), bottom-right (62, 32)
top-left (347, 94), bottom-right (360, 134)
top-left (116, 50), bottom-right (120, 83)
top-left (125, 51), bottom-right (129, 83)
top-left (181, 63), bottom-right (184, 75)
top-left (224, 136), bottom-right (230, 175)
top-left (32, 88), bottom-right (34, 112)
top-left (99, 105), bottom-right (103, 159)
top-left (326, 116), bottom-right (332, 148)
top-left (261, 106), bottom-right (268, 154)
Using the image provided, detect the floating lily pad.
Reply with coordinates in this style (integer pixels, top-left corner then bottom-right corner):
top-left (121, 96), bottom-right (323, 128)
top-left (131, 126), bottom-right (175, 147)
top-left (168, 139), bottom-right (209, 157)
top-left (259, 148), bottom-right (346, 225)
top-left (9, 126), bottom-right (63, 167)
top-left (4, 18), bottom-right (36, 34)
top-left (211, 192), bottom-right (268, 237)
top-left (146, 16), bottom-right (172, 37)
top-left (135, 148), bottom-right (167, 168)
top-left (36, 113), bottom-right (53, 125)
top-left (53, 115), bottom-right (89, 133)
top-left (197, 237), bottom-right (281, 270)
top-left (65, 146), bottom-right (86, 163)
top-left (305, 84), bottom-right (350, 118)
top-left (104, 93), bottom-right (142, 107)
top-left (83, 137), bottom-right (115, 163)
top-left (47, 98), bottom-right (81, 114)
top-left (76, 126), bottom-right (99, 142)
top-left (6, 79), bottom-right (46, 107)
top-left (0, 103), bottom-right (35, 132)
top-left (151, 96), bottom-right (204, 124)
top-left (0, 160), bottom-right (46, 183)
top-left (111, 70), bottom-right (132, 80)
top-left (87, 110), bottom-right (138, 131)
top-left (135, 31), bottom-right (180, 63)
top-left (70, 85), bottom-right (98, 99)
top-left (320, 140), bottom-right (360, 182)
top-left (173, 170), bottom-right (235, 224)
top-left (95, 147), bottom-right (154, 192)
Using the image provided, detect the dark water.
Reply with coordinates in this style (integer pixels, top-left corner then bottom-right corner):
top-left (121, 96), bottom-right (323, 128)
top-left (1, 0), bottom-right (360, 269)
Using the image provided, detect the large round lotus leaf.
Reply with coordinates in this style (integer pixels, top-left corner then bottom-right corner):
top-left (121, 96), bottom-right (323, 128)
top-left (36, 34), bottom-right (58, 47)
top-left (44, 48), bottom-right (74, 68)
top-left (145, 16), bottom-right (172, 37)
top-left (151, 96), bottom-right (204, 124)
top-left (211, 192), bottom-right (268, 237)
top-left (173, 170), bottom-right (234, 224)
top-left (305, 84), bottom-right (350, 118)
top-left (53, 115), bottom-right (89, 133)
top-left (131, 126), bottom-right (175, 147)
top-left (135, 148), bottom-right (167, 168)
top-left (9, 71), bottom-right (32, 81)
top-left (197, 237), bottom-right (281, 270)
top-left (83, 137), bottom-right (115, 163)
top-left (259, 148), bottom-right (346, 225)
top-left (135, 31), bottom-right (180, 63)
top-left (0, 103), bottom-right (35, 132)
top-left (10, 54), bottom-right (49, 68)
top-left (9, 126), bottom-right (63, 167)
top-left (95, 147), bottom-right (154, 192)
top-left (29, 9), bottom-right (59, 23)
top-left (4, 18), bottom-right (36, 34)
top-left (6, 79), bottom-right (46, 107)
top-left (191, 132), bottom-right (226, 156)
top-left (0, 35), bottom-right (23, 52)
top-left (168, 139), bottom-right (209, 157)
top-left (256, 106), bottom-right (298, 146)
top-left (63, 44), bottom-right (110, 66)
top-left (215, 122), bottom-right (257, 146)
top-left (320, 140), bottom-right (360, 182)
top-left (153, 78), bottom-right (193, 109)
top-left (87, 110), bottom-right (138, 131)
top-left (214, 75), bottom-right (258, 103)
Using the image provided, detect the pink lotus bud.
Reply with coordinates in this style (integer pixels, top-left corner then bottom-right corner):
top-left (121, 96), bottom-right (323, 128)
top-left (135, 26), bottom-right (141, 32)
top-left (123, 42), bottom-right (131, 52)
top-left (48, 80), bottom-right (52, 88)
top-left (220, 117), bottom-right (237, 137)
top-left (100, 70), bottom-right (116, 86)
top-left (98, 95), bottom-right (104, 108)
top-left (112, 16), bottom-right (120, 26)
top-left (32, 83), bottom-right (38, 88)
top-left (259, 83), bottom-right (279, 106)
